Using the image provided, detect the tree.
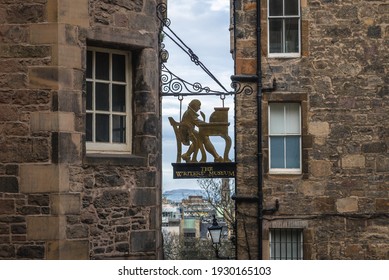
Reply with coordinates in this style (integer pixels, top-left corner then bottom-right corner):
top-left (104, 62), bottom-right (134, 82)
top-left (197, 178), bottom-right (236, 258)
top-left (197, 178), bottom-right (235, 234)
top-left (162, 231), bottom-right (215, 260)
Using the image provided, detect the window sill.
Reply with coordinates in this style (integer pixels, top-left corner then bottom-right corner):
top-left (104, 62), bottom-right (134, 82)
top-left (268, 53), bottom-right (301, 59)
top-left (265, 172), bottom-right (304, 180)
top-left (269, 170), bottom-right (302, 175)
top-left (84, 153), bottom-right (147, 166)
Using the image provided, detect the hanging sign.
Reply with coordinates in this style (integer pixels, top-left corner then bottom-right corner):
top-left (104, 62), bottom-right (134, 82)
top-left (168, 99), bottom-right (235, 179)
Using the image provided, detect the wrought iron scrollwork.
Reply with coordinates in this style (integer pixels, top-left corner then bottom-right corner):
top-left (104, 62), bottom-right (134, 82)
top-left (231, 81), bottom-right (254, 96)
top-left (157, 2), bottom-right (170, 27)
top-left (160, 42), bottom-right (169, 63)
top-left (160, 43), bottom-right (226, 97)
top-left (157, 3), bottom-right (254, 97)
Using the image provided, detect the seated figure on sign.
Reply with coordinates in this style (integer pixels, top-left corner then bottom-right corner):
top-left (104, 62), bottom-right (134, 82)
top-left (179, 99), bottom-right (223, 163)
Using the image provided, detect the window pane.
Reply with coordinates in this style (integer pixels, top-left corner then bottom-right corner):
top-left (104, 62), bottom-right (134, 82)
top-left (291, 232), bottom-right (299, 259)
top-left (86, 113), bottom-right (93, 141)
top-left (95, 83), bottom-right (109, 111)
top-left (112, 84), bottom-right (126, 112)
top-left (285, 0), bottom-right (299, 15)
top-left (274, 240), bottom-right (280, 260)
top-left (285, 103), bottom-right (300, 134)
top-left (113, 115), bottom-right (126, 143)
top-left (270, 136), bottom-right (285, 168)
top-left (86, 51), bottom-right (93, 78)
top-left (281, 237), bottom-right (287, 259)
top-left (270, 229), bottom-right (303, 260)
top-left (272, 228), bottom-right (279, 243)
top-left (269, 103), bottom-right (285, 134)
top-left (285, 18), bottom-right (299, 53)
top-left (269, 19), bottom-right (283, 53)
top-left (112, 54), bottom-right (126, 82)
top-left (86, 81), bottom-right (93, 110)
top-left (95, 114), bottom-right (109, 142)
top-left (269, 0), bottom-right (283, 16)
top-left (286, 136), bottom-right (300, 168)
top-left (95, 52), bottom-right (109, 80)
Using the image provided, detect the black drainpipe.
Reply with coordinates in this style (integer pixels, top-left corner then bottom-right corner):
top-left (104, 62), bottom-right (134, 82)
top-left (256, 0), bottom-right (264, 260)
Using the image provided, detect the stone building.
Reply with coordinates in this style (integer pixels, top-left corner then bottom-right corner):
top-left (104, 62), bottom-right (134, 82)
top-left (0, 0), bottom-right (164, 259)
top-left (232, 0), bottom-right (388, 259)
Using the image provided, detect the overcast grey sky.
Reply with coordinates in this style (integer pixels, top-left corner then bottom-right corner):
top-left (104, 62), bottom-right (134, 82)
top-left (162, 0), bottom-right (234, 191)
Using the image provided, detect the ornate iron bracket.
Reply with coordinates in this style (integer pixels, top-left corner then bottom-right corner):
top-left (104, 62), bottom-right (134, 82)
top-left (157, 3), bottom-right (254, 97)
top-left (160, 43), bottom-right (229, 97)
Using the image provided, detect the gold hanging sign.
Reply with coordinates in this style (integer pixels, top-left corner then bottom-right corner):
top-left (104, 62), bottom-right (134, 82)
top-left (169, 99), bottom-right (236, 179)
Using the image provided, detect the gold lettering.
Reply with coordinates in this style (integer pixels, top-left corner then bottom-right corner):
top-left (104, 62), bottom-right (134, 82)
top-left (201, 166), bottom-right (213, 172)
top-left (209, 170), bottom-right (235, 177)
top-left (175, 166), bottom-right (235, 178)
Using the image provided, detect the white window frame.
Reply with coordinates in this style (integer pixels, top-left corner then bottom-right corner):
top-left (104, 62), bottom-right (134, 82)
top-left (86, 47), bottom-right (132, 153)
top-left (267, 0), bottom-right (301, 58)
top-left (269, 228), bottom-right (303, 260)
top-left (268, 103), bottom-right (302, 174)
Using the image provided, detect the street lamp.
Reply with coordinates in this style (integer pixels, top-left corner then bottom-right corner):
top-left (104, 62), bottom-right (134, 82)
top-left (208, 215), bottom-right (230, 259)
top-left (208, 215), bottom-right (223, 245)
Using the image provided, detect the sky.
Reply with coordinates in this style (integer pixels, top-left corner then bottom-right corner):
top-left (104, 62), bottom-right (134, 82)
top-left (162, 0), bottom-right (234, 191)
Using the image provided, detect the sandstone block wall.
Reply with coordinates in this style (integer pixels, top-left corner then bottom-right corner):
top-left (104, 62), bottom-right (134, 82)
top-left (234, 0), bottom-right (388, 259)
top-left (0, 0), bottom-right (163, 259)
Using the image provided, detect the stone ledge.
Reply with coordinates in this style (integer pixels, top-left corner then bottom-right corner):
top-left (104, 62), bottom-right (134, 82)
top-left (87, 26), bottom-right (156, 49)
top-left (84, 153), bottom-right (147, 166)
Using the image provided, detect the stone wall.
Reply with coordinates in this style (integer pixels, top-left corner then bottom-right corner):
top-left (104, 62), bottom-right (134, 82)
top-left (0, 0), bottom-right (163, 259)
top-left (234, 0), bottom-right (388, 259)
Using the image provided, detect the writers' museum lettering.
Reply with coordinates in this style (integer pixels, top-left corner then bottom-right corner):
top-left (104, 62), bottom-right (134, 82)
top-left (172, 163), bottom-right (236, 179)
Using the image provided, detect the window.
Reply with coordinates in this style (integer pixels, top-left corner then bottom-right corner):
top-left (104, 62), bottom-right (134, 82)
top-left (184, 232), bottom-right (196, 238)
top-left (268, 0), bottom-right (300, 57)
top-left (86, 48), bottom-right (132, 153)
top-left (268, 103), bottom-right (301, 173)
top-left (270, 228), bottom-right (303, 260)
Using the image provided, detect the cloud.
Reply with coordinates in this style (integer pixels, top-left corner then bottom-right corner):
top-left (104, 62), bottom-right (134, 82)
top-left (167, 0), bottom-right (229, 21)
top-left (207, 0), bottom-right (230, 12)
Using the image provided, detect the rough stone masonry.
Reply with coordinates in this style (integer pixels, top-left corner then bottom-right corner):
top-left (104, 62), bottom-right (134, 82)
top-left (233, 0), bottom-right (388, 259)
top-left (0, 0), bottom-right (164, 259)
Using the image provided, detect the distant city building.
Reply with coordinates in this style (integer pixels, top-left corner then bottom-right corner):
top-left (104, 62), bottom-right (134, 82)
top-left (182, 195), bottom-right (214, 218)
top-left (162, 203), bottom-right (181, 235)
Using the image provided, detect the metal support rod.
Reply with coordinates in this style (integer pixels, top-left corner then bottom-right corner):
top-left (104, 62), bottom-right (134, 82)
top-left (232, 0), bottom-right (238, 261)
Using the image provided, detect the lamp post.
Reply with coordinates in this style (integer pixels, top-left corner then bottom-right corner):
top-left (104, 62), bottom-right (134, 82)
top-left (208, 215), bottom-right (230, 259)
